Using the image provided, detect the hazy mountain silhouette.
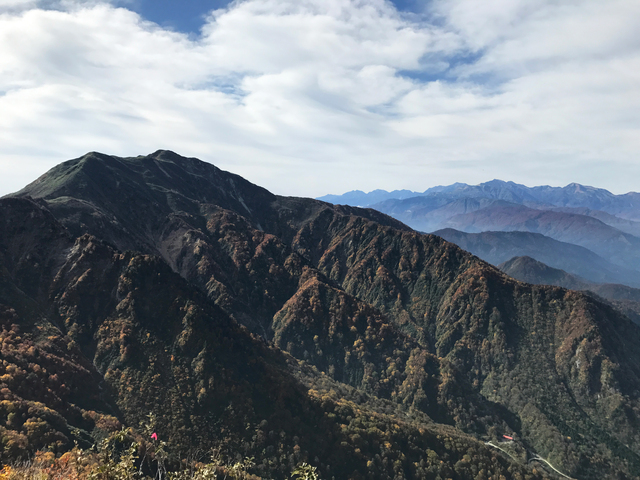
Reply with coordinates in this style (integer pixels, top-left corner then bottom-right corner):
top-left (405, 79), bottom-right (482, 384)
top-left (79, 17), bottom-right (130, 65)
top-left (433, 228), bottom-right (640, 288)
top-left (323, 180), bottom-right (640, 221)
top-left (323, 181), bottom-right (640, 289)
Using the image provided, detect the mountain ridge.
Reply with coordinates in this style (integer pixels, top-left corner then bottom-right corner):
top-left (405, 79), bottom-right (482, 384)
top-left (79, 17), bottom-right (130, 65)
top-left (498, 255), bottom-right (640, 326)
top-left (318, 180), bottom-right (640, 218)
top-left (433, 228), bottom-right (640, 287)
top-left (2, 152), bottom-right (640, 478)
top-left (320, 180), bottom-right (640, 289)
top-left (441, 202), bottom-right (640, 270)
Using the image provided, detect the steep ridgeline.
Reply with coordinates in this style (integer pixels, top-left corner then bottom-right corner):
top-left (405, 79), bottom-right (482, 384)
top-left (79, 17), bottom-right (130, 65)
top-left (4, 151), bottom-right (640, 479)
top-left (499, 256), bottom-right (640, 327)
top-left (12, 151), bottom-right (408, 336)
top-left (0, 197), bottom-right (537, 480)
top-left (282, 207), bottom-right (640, 478)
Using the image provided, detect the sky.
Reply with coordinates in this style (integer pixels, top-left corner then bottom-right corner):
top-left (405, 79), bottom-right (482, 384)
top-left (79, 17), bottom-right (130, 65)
top-left (0, 0), bottom-right (639, 197)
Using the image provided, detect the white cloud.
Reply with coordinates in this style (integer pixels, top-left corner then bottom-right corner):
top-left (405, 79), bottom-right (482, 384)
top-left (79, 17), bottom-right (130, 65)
top-left (0, 0), bottom-right (639, 198)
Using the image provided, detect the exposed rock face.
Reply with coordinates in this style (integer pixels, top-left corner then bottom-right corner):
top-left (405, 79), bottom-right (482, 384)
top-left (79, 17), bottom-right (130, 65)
top-left (2, 151), bottom-right (640, 478)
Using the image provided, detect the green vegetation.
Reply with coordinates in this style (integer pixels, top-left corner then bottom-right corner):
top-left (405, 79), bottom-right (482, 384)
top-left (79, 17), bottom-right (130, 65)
top-left (0, 427), bottom-right (293, 480)
top-left (0, 415), bottom-right (549, 480)
top-left (2, 151), bottom-right (640, 479)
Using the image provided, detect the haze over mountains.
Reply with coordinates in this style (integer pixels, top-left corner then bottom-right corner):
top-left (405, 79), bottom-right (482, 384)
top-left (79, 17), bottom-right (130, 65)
top-left (498, 256), bottom-right (640, 327)
top-left (319, 181), bottom-right (640, 220)
top-left (1, 152), bottom-right (640, 479)
top-left (319, 180), bottom-right (640, 290)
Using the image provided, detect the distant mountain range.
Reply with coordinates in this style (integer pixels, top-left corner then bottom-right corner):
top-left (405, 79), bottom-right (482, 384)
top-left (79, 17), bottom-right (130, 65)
top-left (433, 229), bottom-right (640, 287)
top-left (316, 188), bottom-right (421, 206)
top-left (319, 180), bottom-right (640, 220)
top-left (319, 180), bottom-right (640, 289)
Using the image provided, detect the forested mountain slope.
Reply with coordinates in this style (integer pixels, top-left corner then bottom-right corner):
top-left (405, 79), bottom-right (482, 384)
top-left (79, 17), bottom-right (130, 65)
top-left (499, 256), bottom-right (640, 327)
top-left (2, 151), bottom-right (640, 479)
top-left (1, 197), bottom-right (538, 480)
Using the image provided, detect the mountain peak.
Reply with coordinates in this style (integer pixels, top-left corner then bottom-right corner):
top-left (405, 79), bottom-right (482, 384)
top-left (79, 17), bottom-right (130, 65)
top-left (16, 151), bottom-right (234, 201)
top-left (3, 151), bottom-right (640, 478)
top-left (565, 182), bottom-right (585, 192)
top-left (483, 179), bottom-right (511, 186)
top-left (9, 151), bottom-right (282, 253)
top-left (149, 148), bottom-right (181, 158)
top-left (147, 149), bottom-right (211, 167)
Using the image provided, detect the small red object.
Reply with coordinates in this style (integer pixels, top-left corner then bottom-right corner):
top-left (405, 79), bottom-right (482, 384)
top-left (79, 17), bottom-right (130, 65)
top-left (151, 432), bottom-right (158, 441)
top-left (503, 435), bottom-right (513, 440)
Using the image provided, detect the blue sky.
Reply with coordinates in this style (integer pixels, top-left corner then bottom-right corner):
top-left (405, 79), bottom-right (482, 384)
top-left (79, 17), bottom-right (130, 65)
top-left (0, 0), bottom-right (639, 197)
top-left (129, 0), bottom-right (233, 34)
top-left (130, 0), bottom-right (427, 34)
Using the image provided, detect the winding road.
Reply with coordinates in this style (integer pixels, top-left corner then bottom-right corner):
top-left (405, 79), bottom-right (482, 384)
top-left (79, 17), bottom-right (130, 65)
top-left (484, 441), bottom-right (575, 480)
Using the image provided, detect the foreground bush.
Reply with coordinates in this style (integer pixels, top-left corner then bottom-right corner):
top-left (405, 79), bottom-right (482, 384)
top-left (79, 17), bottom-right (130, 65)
top-left (0, 427), bottom-right (319, 480)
